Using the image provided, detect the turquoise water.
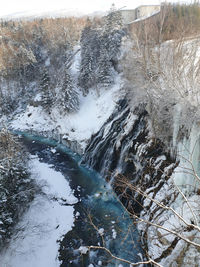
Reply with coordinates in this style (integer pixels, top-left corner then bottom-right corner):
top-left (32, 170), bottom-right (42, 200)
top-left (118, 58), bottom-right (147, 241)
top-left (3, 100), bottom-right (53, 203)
top-left (16, 131), bottom-right (145, 267)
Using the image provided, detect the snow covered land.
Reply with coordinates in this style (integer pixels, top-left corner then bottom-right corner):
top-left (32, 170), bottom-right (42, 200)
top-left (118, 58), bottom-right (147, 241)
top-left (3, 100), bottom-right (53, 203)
top-left (0, 9), bottom-right (129, 267)
top-left (1, 3), bottom-right (200, 267)
top-left (0, 157), bottom-right (77, 267)
top-left (10, 74), bottom-right (122, 152)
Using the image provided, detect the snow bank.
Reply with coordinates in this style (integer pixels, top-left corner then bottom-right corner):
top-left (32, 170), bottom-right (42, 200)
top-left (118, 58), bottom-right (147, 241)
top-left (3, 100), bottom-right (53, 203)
top-left (10, 76), bottom-right (122, 151)
top-left (0, 157), bottom-right (77, 267)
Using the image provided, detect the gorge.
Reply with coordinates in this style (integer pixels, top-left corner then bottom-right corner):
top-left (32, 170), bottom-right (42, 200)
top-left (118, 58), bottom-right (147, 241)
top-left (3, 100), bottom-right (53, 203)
top-left (1, 3), bottom-right (200, 267)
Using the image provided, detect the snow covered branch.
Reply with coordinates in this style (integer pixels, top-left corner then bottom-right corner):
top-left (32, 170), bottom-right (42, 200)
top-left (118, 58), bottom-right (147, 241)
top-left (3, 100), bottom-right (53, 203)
top-left (86, 245), bottom-right (163, 267)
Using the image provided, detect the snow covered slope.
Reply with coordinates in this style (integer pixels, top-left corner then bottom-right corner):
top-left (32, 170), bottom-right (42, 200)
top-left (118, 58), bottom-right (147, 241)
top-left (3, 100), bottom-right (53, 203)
top-left (10, 75), bottom-right (123, 152)
top-left (0, 157), bottom-right (77, 267)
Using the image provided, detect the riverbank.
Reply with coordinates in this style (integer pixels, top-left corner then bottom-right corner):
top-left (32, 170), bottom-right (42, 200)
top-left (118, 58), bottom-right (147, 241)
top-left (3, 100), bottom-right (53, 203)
top-left (0, 135), bottom-right (145, 266)
top-left (9, 74), bottom-right (122, 154)
top-left (0, 155), bottom-right (77, 267)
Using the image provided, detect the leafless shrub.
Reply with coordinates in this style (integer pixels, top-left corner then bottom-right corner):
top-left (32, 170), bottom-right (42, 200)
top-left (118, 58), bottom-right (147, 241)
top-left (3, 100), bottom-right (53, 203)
top-left (121, 2), bottom-right (200, 145)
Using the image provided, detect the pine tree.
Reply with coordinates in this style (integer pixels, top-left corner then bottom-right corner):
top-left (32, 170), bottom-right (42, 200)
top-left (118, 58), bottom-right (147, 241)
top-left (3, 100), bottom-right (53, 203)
top-left (40, 67), bottom-right (52, 111)
top-left (97, 50), bottom-right (113, 87)
top-left (95, 5), bottom-right (125, 86)
top-left (102, 4), bottom-right (125, 61)
top-left (78, 26), bottom-right (100, 94)
top-left (0, 129), bottom-right (36, 249)
top-left (59, 71), bottom-right (79, 113)
top-left (104, 4), bottom-right (123, 32)
top-left (78, 4), bottom-right (125, 94)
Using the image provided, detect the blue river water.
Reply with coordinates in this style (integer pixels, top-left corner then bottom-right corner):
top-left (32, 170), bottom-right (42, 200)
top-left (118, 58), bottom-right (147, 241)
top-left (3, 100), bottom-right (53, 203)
top-left (17, 131), bottom-right (145, 267)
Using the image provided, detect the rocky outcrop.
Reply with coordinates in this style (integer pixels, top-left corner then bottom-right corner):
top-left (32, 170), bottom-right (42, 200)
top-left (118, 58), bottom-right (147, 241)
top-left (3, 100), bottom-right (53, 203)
top-left (82, 98), bottom-right (179, 264)
top-left (83, 99), bottom-right (176, 209)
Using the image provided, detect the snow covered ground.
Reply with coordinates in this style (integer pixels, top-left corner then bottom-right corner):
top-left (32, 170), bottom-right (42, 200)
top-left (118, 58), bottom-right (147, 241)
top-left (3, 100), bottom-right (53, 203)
top-left (7, 45), bottom-right (124, 152)
top-left (0, 157), bottom-right (77, 267)
top-left (10, 75), bottom-right (122, 151)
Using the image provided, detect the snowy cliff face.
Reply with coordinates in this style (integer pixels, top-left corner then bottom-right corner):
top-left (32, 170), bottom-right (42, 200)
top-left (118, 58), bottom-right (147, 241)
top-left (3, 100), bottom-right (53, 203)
top-left (82, 99), bottom-right (200, 266)
top-left (82, 98), bottom-right (177, 213)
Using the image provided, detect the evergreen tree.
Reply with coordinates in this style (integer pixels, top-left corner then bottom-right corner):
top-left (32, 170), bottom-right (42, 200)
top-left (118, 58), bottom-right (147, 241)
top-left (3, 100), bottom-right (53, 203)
top-left (78, 26), bottom-right (100, 94)
top-left (104, 3), bottom-right (123, 32)
top-left (102, 4), bottom-right (125, 62)
top-left (78, 4), bottom-right (125, 94)
top-left (0, 129), bottom-right (36, 249)
top-left (40, 67), bottom-right (52, 111)
top-left (97, 50), bottom-right (114, 87)
top-left (59, 71), bottom-right (79, 113)
top-left (96, 5), bottom-right (125, 86)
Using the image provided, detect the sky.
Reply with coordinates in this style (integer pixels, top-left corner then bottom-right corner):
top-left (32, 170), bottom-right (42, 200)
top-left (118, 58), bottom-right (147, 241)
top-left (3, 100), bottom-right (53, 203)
top-left (0, 0), bottom-right (193, 18)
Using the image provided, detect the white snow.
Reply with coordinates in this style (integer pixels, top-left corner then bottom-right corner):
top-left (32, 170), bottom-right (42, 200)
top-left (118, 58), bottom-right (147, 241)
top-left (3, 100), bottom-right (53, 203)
top-left (31, 158), bottom-right (78, 204)
top-left (112, 228), bottom-right (117, 239)
top-left (0, 157), bottom-right (77, 267)
top-left (75, 211), bottom-right (80, 218)
top-left (98, 228), bottom-right (104, 236)
top-left (116, 112), bottom-right (137, 150)
top-left (10, 75), bottom-right (122, 151)
top-left (45, 57), bottom-right (50, 67)
top-left (173, 122), bottom-right (200, 194)
top-left (70, 46), bottom-right (81, 79)
top-left (34, 93), bottom-right (42, 101)
top-left (155, 194), bottom-right (200, 266)
top-left (79, 246), bottom-right (89, 254)
top-left (140, 153), bottom-right (200, 266)
top-left (51, 148), bottom-right (56, 153)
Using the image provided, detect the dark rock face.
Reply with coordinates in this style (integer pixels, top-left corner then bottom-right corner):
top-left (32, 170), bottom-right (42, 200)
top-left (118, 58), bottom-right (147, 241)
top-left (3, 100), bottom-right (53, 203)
top-left (82, 98), bottom-right (179, 263)
top-left (82, 98), bottom-right (177, 214)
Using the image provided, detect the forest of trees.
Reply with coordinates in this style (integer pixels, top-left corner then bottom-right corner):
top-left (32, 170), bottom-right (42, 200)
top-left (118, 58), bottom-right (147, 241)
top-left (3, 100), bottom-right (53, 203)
top-left (0, 6), bottom-right (126, 116)
top-left (0, 16), bottom-right (88, 115)
top-left (78, 6), bottom-right (125, 94)
top-left (0, 129), bottom-right (37, 249)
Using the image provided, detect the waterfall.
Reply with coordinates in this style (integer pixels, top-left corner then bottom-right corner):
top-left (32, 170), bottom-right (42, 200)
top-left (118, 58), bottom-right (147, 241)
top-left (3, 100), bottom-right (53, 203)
top-left (173, 124), bottom-right (200, 194)
top-left (172, 103), bottom-right (200, 194)
top-left (82, 99), bottom-right (176, 216)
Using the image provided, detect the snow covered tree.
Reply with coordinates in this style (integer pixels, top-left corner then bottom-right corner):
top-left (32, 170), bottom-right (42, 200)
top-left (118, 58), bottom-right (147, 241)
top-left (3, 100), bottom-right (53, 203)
top-left (96, 51), bottom-right (114, 87)
top-left (58, 71), bottom-right (79, 113)
top-left (0, 129), bottom-right (36, 249)
top-left (40, 67), bottom-right (49, 91)
top-left (104, 4), bottom-right (123, 32)
top-left (78, 25), bottom-right (101, 94)
top-left (40, 67), bottom-right (53, 111)
top-left (78, 5), bottom-right (125, 94)
top-left (100, 5), bottom-right (125, 68)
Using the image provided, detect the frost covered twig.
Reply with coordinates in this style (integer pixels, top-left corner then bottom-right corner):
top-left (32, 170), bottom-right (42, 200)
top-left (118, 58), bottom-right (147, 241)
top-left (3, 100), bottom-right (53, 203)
top-left (86, 245), bottom-right (163, 267)
top-left (88, 212), bottom-right (106, 247)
